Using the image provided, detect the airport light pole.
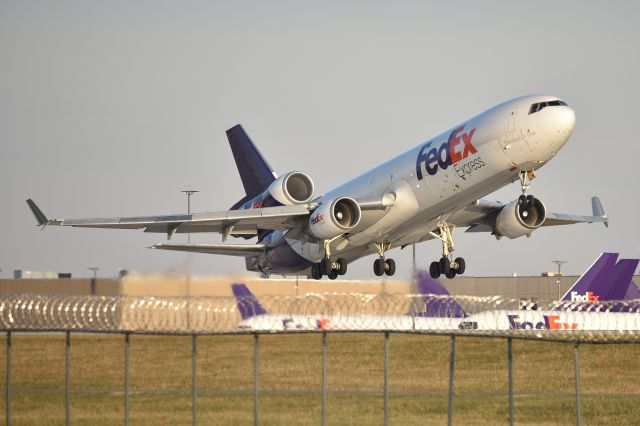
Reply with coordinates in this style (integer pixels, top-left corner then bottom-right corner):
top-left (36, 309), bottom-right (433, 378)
top-left (182, 187), bottom-right (199, 243)
top-left (551, 260), bottom-right (567, 300)
top-left (88, 267), bottom-right (99, 295)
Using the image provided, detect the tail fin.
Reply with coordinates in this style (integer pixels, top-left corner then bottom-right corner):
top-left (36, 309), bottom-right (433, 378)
top-left (226, 125), bottom-right (277, 201)
top-left (602, 259), bottom-right (640, 300)
top-left (231, 283), bottom-right (267, 320)
top-left (624, 281), bottom-right (640, 300)
top-left (561, 252), bottom-right (618, 301)
top-left (413, 271), bottom-right (466, 318)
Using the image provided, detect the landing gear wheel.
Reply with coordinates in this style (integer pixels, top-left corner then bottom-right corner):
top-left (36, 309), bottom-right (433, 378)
top-left (518, 194), bottom-right (528, 209)
top-left (328, 269), bottom-right (338, 280)
top-left (429, 261), bottom-right (441, 279)
top-left (454, 257), bottom-right (466, 275)
top-left (384, 259), bottom-right (396, 276)
top-left (320, 258), bottom-right (332, 275)
top-left (445, 268), bottom-right (457, 279)
top-left (373, 258), bottom-right (386, 276)
top-left (311, 263), bottom-right (322, 280)
top-left (337, 258), bottom-right (348, 276)
top-left (439, 257), bottom-right (451, 275)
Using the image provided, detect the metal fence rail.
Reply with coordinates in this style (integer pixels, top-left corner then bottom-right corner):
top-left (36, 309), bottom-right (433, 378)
top-left (2, 294), bottom-right (640, 424)
top-left (3, 329), bottom-right (625, 426)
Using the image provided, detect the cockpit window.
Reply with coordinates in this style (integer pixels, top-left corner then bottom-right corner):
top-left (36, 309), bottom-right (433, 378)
top-left (529, 100), bottom-right (567, 115)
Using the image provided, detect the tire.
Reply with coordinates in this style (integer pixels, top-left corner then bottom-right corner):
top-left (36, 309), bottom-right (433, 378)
top-left (385, 258), bottom-right (396, 276)
top-left (439, 257), bottom-right (450, 275)
top-left (321, 257), bottom-right (332, 275)
top-left (526, 194), bottom-right (535, 205)
top-left (328, 269), bottom-right (338, 280)
top-left (373, 258), bottom-right (385, 276)
top-left (311, 263), bottom-right (322, 280)
top-left (455, 257), bottom-right (466, 275)
top-left (429, 261), bottom-right (440, 279)
top-left (518, 194), bottom-right (528, 207)
top-left (445, 268), bottom-right (456, 279)
top-left (337, 258), bottom-right (348, 275)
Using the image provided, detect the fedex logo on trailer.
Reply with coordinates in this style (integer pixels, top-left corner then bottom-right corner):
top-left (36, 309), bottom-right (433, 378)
top-left (508, 314), bottom-right (578, 330)
top-left (570, 291), bottom-right (600, 302)
top-left (416, 124), bottom-right (478, 180)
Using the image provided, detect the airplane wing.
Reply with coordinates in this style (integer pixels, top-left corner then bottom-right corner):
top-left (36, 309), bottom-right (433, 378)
top-left (456, 196), bottom-right (609, 233)
top-left (26, 199), bottom-right (311, 239)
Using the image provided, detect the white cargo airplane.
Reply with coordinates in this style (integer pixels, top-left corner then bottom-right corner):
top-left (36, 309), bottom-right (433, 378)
top-left (27, 95), bottom-right (608, 279)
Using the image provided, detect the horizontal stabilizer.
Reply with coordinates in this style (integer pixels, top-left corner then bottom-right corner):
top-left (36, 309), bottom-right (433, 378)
top-left (151, 243), bottom-right (266, 257)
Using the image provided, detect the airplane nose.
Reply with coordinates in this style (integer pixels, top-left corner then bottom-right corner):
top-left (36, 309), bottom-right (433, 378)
top-left (560, 107), bottom-right (576, 134)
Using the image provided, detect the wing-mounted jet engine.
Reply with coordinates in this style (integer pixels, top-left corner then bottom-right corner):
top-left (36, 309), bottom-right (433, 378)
top-left (308, 197), bottom-right (361, 240)
top-left (495, 195), bottom-right (547, 239)
top-left (306, 197), bottom-right (362, 280)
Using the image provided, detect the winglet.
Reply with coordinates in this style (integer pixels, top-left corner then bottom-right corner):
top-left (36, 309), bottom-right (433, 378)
top-left (26, 199), bottom-right (49, 227)
top-left (591, 196), bottom-right (609, 228)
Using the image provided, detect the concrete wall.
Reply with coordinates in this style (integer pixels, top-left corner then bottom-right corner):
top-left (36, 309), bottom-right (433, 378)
top-left (1, 274), bottom-right (638, 302)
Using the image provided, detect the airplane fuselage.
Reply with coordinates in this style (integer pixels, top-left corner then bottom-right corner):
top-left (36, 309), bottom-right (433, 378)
top-left (249, 95), bottom-right (576, 274)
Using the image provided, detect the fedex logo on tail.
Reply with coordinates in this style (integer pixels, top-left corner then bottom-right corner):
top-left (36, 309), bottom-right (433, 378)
top-left (570, 291), bottom-right (600, 302)
top-left (416, 124), bottom-right (479, 180)
top-left (508, 314), bottom-right (578, 330)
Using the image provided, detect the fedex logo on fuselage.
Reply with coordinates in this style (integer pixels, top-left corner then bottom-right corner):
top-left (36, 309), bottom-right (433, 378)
top-left (416, 124), bottom-right (478, 180)
top-left (508, 314), bottom-right (578, 330)
top-left (570, 291), bottom-right (600, 302)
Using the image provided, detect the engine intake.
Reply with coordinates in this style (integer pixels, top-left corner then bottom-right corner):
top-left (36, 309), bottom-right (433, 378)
top-left (269, 171), bottom-right (314, 205)
top-left (495, 195), bottom-right (546, 239)
top-left (309, 197), bottom-right (361, 239)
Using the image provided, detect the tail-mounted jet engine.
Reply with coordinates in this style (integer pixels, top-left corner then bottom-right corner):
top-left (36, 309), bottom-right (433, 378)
top-left (309, 197), bottom-right (361, 239)
top-left (495, 195), bottom-right (546, 239)
top-left (239, 171), bottom-right (314, 209)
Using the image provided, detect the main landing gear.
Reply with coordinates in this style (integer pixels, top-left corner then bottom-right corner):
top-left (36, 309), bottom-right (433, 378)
top-left (373, 242), bottom-right (396, 277)
top-left (311, 235), bottom-right (348, 280)
top-left (428, 222), bottom-right (466, 280)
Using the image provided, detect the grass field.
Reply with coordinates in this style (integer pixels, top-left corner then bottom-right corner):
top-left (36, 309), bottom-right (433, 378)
top-left (0, 333), bottom-right (639, 425)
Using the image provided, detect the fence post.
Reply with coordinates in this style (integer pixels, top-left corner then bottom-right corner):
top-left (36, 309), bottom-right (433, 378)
top-left (192, 335), bottom-right (197, 426)
top-left (322, 332), bottom-right (327, 426)
top-left (124, 333), bottom-right (130, 426)
top-left (574, 342), bottom-right (581, 426)
top-left (66, 331), bottom-right (71, 426)
top-left (253, 333), bottom-right (259, 426)
top-left (384, 332), bottom-right (389, 426)
top-left (448, 335), bottom-right (456, 426)
top-left (6, 331), bottom-right (11, 426)
top-left (508, 337), bottom-right (514, 426)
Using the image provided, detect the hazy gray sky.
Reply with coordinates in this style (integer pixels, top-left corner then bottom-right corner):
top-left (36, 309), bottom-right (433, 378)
top-left (1, 1), bottom-right (639, 279)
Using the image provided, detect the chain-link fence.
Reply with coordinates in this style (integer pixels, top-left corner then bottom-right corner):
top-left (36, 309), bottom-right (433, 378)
top-left (2, 294), bottom-right (640, 425)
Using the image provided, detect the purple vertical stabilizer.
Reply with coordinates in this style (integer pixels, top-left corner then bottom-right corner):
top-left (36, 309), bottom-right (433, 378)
top-left (231, 283), bottom-right (267, 320)
top-left (602, 259), bottom-right (640, 301)
top-left (414, 271), bottom-right (466, 318)
top-left (624, 282), bottom-right (640, 300)
top-left (560, 252), bottom-right (618, 301)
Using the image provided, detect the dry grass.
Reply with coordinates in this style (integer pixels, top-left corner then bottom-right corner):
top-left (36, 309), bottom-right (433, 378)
top-left (0, 333), bottom-right (638, 425)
